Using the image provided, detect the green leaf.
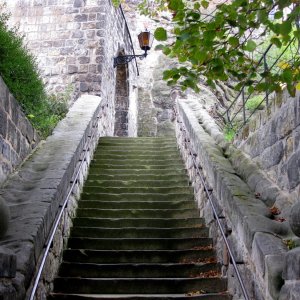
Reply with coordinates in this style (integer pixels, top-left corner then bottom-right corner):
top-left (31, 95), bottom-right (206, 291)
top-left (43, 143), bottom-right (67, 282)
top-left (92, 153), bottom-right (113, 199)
top-left (194, 2), bottom-right (200, 10)
top-left (154, 27), bottom-right (167, 41)
top-left (228, 36), bottom-right (239, 47)
top-left (270, 37), bottom-right (282, 48)
top-left (274, 11), bottom-right (283, 19)
top-left (245, 40), bottom-right (256, 52)
top-left (168, 0), bottom-right (184, 10)
top-left (279, 21), bottom-right (292, 36)
top-left (201, 0), bottom-right (209, 9)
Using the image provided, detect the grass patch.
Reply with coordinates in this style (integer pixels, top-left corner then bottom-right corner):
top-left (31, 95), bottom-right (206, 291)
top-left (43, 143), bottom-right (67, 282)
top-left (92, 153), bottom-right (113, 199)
top-left (0, 4), bottom-right (70, 138)
top-left (245, 95), bottom-right (265, 112)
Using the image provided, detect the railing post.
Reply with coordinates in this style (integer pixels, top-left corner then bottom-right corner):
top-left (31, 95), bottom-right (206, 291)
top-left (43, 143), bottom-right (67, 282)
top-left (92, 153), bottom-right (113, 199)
top-left (263, 54), bottom-right (269, 107)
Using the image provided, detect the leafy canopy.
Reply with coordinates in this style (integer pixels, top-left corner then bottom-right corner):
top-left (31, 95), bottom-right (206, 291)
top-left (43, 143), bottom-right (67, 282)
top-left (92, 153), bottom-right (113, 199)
top-left (139, 0), bottom-right (300, 96)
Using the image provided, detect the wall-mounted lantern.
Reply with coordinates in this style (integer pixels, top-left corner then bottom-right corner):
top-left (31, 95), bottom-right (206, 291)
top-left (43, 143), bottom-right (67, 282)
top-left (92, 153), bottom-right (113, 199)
top-left (114, 30), bottom-right (154, 68)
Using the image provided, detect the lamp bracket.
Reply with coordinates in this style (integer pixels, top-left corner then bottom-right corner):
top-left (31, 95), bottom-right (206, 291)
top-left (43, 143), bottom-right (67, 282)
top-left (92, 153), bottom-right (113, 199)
top-left (114, 52), bottom-right (147, 68)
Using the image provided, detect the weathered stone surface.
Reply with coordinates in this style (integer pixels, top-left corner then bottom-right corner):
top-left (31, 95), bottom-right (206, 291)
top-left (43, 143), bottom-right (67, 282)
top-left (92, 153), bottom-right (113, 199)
top-left (0, 247), bottom-right (16, 278)
top-left (279, 281), bottom-right (300, 300)
top-left (282, 247), bottom-right (300, 280)
top-left (287, 149), bottom-right (300, 190)
top-left (0, 95), bottom-right (113, 299)
top-left (260, 141), bottom-right (284, 169)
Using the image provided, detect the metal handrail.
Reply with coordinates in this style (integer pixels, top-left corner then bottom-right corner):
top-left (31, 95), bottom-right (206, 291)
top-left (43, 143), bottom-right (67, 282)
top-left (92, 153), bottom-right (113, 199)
top-left (119, 5), bottom-right (140, 76)
top-left (224, 23), bottom-right (298, 132)
top-left (28, 115), bottom-right (100, 300)
top-left (227, 37), bottom-right (296, 131)
top-left (177, 113), bottom-right (250, 300)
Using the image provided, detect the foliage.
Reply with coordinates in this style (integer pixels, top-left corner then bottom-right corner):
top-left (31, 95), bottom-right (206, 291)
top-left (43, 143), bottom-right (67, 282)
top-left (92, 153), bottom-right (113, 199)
top-left (245, 94), bottom-right (265, 111)
top-left (224, 122), bottom-right (237, 142)
top-left (0, 4), bottom-right (69, 138)
top-left (139, 0), bottom-right (300, 96)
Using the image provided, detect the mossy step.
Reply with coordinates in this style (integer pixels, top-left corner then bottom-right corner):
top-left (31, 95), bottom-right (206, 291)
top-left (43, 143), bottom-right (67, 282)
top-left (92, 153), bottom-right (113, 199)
top-left (99, 137), bottom-right (177, 143)
top-left (89, 164), bottom-right (184, 170)
top-left (67, 237), bottom-right (212, 250)
top-left (93, 154), bottom-right (182, 160)
top-left (84, 180), bottom-right (189, 188)
top-left (82, 187), bottom-right (193, 194)
top-left (71, 227), bottom-right (208, 239)
top-left (81, 193), bottom-right (194, 201)
top-left (49, 292), bottom-right (231, 300)
top-left (94, 150), bottom-right (182, 156)
top-left (73, 217), bottom-right (204, 228)
top-left (76, 208), bottom-right (199, 218)
top-left (78, 200), bottom-right (195, 210)
top-left (90, 159), bottom-right (183, 166)
top-left (96, 146), bottom-right (179, 152)
top-left (86, 174), bottom-right (188, 181)
top-left (53, 277), bottom-right (227, 294)
top-left (87, 169), bottom-right (187, 176)
top-left (58, 262), bottom-right (220, 278)
top-left (63, 249), bottom-right (215, 264)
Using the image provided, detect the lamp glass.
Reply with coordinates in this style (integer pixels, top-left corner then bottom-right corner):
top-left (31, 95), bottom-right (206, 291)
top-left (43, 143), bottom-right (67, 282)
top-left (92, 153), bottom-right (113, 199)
top-left (138, 31), bottom-right (154, 51)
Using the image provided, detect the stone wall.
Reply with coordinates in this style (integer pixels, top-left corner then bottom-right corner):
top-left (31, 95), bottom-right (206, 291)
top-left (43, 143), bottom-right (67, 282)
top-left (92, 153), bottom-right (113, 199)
top-left (0, 95), bottom-right (113, 299)
top-left (6, 0), bottom-right (138, 136)
top-left (175, 96), bottom-right (297, 300)
top-left (0, 76), bottom-right (40, 186)
top-left (235, 90), bottom-right (300, 204)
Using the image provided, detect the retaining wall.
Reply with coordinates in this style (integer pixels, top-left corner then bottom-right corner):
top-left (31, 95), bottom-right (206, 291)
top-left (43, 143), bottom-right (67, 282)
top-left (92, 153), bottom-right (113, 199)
top-left (176, 97), bottom-right (295, 300)
top-left (0, 95), bottom-right (112, 299)
top-left (0, 76), bottom-right (40, 186)
top-left (235, 90), bottom-right (300, 204)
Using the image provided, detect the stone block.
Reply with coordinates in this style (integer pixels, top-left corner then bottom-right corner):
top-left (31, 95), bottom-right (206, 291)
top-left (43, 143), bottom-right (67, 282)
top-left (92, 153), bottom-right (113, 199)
top-left (282, 247), bottom-right (300, 280)
top-left (260, 140), bottom-right (284, 169)
top-left (265, 254), bottom-right (285, 299)
top-left (0, 247), bottom-right (16, 278)
top-left (279, 281), bottom-right (300, 300)
top-left (252, 232), bottom-right (287, 276)
top-left (0, 107), bottom-right (7, 138)
top-left (243, 215), bottom-right (289, 251)
top-left (287, 149), bottom-right (300, 190)
top-left (74, 14), bottom-right (88, 22)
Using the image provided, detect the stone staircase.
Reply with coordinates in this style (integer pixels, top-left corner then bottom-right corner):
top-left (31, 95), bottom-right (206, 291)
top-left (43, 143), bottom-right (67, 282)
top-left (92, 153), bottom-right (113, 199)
top-left (49, 137), bottom-right (231, 300)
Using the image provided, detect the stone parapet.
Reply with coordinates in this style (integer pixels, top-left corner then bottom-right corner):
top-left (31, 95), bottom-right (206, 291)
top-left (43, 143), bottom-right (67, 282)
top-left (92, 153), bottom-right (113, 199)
top-left (176, 98), bottom-right (294, 300)
top-left (0, 95), bottom-right (112, 299)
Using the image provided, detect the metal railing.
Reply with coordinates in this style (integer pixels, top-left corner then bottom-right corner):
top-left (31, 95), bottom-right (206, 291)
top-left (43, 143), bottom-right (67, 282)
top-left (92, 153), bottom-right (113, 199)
top-left (119, 5), bottom-right (140, 76)
top-left (224, 37), bottom-right (297, 134)
top-left (27, 115), bottom-right (100, 300)
top-left (176, 113), bottom-right (250, 300)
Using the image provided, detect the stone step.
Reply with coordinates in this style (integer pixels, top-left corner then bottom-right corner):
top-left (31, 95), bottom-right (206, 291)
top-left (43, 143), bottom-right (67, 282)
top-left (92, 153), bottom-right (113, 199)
top-left (87, 169), bottom-right (187, 176)
top-left (71, 227), bottom-right (209, 239)
top-left (52, 277), bottom-right (228, 295)
top-left (67, 237), bottom-right (212, 250)
top-left (82, 186), bottom-right (194, 194)
top-left (58, 262), bottom-right (221, 278)
top-left (62, 249), bottom-right (215, 264)
top-left (86, 174), bottom-right (188, 181)
top-left (88, 164), bottom-right (184, 170)
top-left (80, 193), bottom-right (194, 201)
top-left (94, 146), bottom-right (178, 157)
top-left (84, 180), bottom-right (189, 188)
top-left (78, 200), bottom-right (195, 210)
top-left (49, 293), bottom-right (231, 300)
top-left (90, 158), bottom-right (183, 166)
top-left (94, 145), bottom-right (179, 152)
top-left (93, 153), bottom-right (182, 160)
top-left (72, 218), bottom-right (204, 228)
top-left (76, 208), bottom-right (199, 218)
top-left (99, 137), bottom-right (177, 144)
